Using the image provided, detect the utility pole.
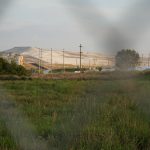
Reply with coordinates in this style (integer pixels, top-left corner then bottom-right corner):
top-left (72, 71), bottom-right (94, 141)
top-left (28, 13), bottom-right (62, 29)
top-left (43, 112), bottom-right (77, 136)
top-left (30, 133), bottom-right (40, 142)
top-left (89, 59), bottom-right (91, 69)
top-left (148, 54), bottom-right (150, 67)
top-left (79, 44), bottom-right (83, 72)
top-left (93, 58), bottom-right (96, 66)
top-left (51, 48), bottom-right (53, 73)
top-left (39, 48), bottom-right (42, 74)
top-left (141, 53), bottom-right (144, 66)
top-left (76, 58), bottom-right (78, 68)
top-left (108, 58), bottom-right (110, 66)
top-left (62, 49), bottom-right (65, 73)
top-left (41, 48), bottom-right (42, 71)
top-left (38, 48), bottom-right (40, 74)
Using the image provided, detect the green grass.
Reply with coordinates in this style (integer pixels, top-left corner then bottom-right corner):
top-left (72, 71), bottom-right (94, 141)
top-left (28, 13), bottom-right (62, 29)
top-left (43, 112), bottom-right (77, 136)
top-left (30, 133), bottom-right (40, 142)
top-left (0, 120), bottom-right (18, 150)
top-left (0, 77), bottom-right (150, 149)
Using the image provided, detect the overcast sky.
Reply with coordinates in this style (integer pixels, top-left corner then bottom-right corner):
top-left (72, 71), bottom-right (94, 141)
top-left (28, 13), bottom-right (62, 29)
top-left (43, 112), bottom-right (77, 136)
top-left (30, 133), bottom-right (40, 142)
top-left (0, 0), bottom-right (150, 55)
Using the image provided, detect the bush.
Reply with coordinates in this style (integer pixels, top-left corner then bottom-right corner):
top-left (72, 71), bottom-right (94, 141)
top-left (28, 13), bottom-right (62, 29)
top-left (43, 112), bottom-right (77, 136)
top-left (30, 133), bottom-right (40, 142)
top-left (96, 66), bottom-right (102, 71)
top-left (0, 58), bottom-right (30, 76)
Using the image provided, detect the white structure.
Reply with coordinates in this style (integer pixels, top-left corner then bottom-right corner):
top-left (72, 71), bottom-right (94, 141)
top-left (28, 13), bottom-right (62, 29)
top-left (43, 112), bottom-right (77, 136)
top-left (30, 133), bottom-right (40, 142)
top-left (16, 55), bottom-right (24, 65)
top-left (1, 53), bottom-right (24, 66)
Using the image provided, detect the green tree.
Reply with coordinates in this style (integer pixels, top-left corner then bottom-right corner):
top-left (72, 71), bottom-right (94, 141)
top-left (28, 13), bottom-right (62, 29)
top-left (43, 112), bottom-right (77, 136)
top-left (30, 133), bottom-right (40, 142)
top-left (115, 49), bottom-right (140, 70)
top-left (0, 58), bottom-right (10, 73)
top-left (0, 57), bottom-right (30, 76)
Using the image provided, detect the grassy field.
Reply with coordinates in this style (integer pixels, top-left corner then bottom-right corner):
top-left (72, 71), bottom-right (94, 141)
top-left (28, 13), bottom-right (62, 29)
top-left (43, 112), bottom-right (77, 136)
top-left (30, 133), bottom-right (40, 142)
top-left (0, 75), bottom-right (150, 150)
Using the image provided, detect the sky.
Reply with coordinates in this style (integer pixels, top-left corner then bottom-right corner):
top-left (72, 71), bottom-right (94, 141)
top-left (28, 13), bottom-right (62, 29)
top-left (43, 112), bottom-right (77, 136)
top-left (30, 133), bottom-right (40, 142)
top-left (0, 0), bottom-right (150, 55)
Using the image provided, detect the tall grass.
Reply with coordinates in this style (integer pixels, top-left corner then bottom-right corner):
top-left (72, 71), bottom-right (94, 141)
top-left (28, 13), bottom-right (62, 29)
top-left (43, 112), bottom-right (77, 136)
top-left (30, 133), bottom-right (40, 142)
top-left (0, 78), bottom-right (150, 149)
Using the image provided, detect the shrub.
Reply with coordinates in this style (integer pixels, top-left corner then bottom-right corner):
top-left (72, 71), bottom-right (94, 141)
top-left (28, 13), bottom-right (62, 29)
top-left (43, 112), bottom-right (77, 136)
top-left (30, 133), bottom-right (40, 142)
top-left (0, 57), bottom-right (30, 76)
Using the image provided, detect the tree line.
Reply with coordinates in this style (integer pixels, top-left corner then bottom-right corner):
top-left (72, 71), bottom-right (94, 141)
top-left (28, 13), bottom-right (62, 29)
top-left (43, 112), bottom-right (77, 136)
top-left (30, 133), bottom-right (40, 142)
top-left (0, 49), bottom-right (142, 75)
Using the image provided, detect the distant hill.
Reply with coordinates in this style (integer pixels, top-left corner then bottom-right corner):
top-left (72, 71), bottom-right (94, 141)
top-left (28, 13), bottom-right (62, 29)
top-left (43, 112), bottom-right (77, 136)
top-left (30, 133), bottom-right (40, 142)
top-left (2, 47), bottom-right (33, 54)
top-left (0, 47), bottom-right (115, 69)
